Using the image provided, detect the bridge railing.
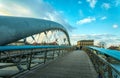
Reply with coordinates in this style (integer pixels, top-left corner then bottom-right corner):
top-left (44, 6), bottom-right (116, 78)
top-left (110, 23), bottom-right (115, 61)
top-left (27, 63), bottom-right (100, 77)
top-left (0, 45), bottom-right (72, 77)
top-left (85, 46), bottom-right (120, 78)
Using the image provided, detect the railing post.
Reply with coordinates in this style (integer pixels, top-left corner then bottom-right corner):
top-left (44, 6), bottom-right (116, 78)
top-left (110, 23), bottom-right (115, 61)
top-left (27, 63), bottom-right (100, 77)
top-left (86, 47), bottom-right (120, 78)
top-left (0, 52), bottom-right (1, 59)
top-left (52, 50), bottom-right (55, 59)
top-left (12, 57), bottom-right (24, 71)
top-left (61, 50), bottom-right (63, 55)
top-left (26, 54), bottom-right (29, 70)
top-left (105, 56), bottom-right (112, 78)
top-left (44, 48), bottom-right (47, 64)
top-left (58, 46), bottom-right (60, 56)
top-left (28, 51), bottom-right (33, 70)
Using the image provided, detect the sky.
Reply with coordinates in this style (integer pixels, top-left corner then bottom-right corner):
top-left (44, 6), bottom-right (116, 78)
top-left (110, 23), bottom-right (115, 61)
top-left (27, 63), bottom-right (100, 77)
top-left (0, 0), bottom-right (120, 47)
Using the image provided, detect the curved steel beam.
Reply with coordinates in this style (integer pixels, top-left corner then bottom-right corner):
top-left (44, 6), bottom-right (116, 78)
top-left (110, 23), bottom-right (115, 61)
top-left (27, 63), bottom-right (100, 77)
top-left (0, 16), bottom-right (70, 45)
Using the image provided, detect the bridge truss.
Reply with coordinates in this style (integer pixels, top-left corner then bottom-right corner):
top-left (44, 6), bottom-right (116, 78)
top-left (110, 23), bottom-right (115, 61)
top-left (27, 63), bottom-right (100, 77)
top-left (0, 16), bottom-right (72, 77)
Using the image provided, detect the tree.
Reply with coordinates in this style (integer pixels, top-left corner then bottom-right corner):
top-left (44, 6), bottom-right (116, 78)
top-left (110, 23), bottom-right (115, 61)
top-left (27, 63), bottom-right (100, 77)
top-left (108, 45), bottom-right (119, 50)
top-left (98, 41), bottom-right (106, 48)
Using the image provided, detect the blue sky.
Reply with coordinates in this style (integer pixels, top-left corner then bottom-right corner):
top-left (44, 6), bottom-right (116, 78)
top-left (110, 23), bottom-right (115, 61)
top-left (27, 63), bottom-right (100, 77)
top-left (0, 0), bottom-right (120, 47)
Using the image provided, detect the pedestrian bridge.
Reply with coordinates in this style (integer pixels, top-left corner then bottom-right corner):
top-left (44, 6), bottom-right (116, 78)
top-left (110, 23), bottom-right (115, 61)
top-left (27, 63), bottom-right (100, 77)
top-left (0, 16), bottom-right (120, 78)
top-left (17, 50), bottom-right (97, 78)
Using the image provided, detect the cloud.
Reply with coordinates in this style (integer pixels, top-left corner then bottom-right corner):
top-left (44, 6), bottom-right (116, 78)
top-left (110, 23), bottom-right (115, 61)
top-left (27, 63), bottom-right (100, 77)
top-left (0, 0), bottom-right (73, 31)
top-left (102, 3), bottom-right (110, 10)
top-left (100, 16), bottom-right (107, 20)
top-left (115, 0), bottom-right (120, 6)
top-left (86, 0), bottom-right (97, 8)
top-left (79, 10), bottom-right (84, 17)
top-left (113, 24), bottom-right (118, 28)
top-left (70, 34), bottom-right (120, 47)
top-left (0, 1), bottom-right (34, 16)
top-left (78, 1), bottom-right (82, 4)
top-left (76, 17), bottom-right (96, 25)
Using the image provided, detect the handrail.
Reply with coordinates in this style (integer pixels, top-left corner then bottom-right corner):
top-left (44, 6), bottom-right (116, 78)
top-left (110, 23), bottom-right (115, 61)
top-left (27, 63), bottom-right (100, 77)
top-left (0, 45), bottom-right (72, 77)
top-left (0, 45), bottom-right (71, 51)
top-left (86, 46), bottom-right (120, 78)
top-left (87, 46), bottom-right (120, 61)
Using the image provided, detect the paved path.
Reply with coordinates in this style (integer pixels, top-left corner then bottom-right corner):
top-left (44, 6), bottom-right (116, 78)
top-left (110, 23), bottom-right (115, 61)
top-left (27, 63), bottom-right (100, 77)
top-left (19, 50), bottom-right (98, 78)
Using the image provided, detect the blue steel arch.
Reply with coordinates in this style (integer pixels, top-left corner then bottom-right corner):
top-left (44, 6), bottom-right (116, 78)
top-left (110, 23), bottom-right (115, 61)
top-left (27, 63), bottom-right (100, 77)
top-left (0, 16), bottom-right (70, 45)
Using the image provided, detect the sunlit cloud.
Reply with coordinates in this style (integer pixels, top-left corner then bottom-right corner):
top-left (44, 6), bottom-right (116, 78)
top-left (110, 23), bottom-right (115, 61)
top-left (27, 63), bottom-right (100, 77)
top-left (70, 34), bottom-right (120, 47)
top-left (0, 4), bottom-right (11, 15)
top-left (100, 16), bottom-right (107, 20)
top-left (86, 0), bottom-right (97, 8)
top-left (76, 17), bottom-right (96, 25)
top-left (102, 3), bottom-right (110, 10)
top-left (0, 0), bottom-right (73, 31)
top-left (113, 24), bottom-right (118, 28)
top-left (0, 2), bottom-right (33, 16)
top-left (12, 4), bottom-right (32, 15)
top-left (0, 10), bottom-right (12, 15)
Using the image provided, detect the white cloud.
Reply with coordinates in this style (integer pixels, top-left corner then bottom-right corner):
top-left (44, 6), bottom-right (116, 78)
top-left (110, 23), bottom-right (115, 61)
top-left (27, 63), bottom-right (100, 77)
top-left (0, 0), bottom-right (73, 31)
top-left (102, 3), bottom-right (110, 10)
top-left (0, 4), bottom-right (3, 8)
top-left (59, 11), bottom-right (64, 14)
top-left (70, 34), bottom-right (120, 47)
top-left (78, 1), bottom-right (82, 4)
top-left (115, 0), bottom-right (120, 6)
top-left (86, 0), bottom-right (97, 8)
top-left (113, 24), bottom-right (118, 28)
top-left (79, 10), bottom-right (84, 17)
top-left (101, 16), bottom-right (107, 20)
top-left (76, 17), bottom-right (96, 25)
top-left (0, 1), bottom-right (34, 16)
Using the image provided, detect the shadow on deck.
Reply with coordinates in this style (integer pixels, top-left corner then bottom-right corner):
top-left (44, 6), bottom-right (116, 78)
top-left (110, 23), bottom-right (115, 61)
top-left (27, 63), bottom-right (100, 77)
top-left (17, 50), bottom-right (98, 78)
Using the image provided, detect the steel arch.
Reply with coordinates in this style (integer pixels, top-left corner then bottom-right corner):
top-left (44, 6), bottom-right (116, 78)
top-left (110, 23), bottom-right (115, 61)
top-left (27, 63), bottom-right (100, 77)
top-left (0, 16), bottom-right (70, 45)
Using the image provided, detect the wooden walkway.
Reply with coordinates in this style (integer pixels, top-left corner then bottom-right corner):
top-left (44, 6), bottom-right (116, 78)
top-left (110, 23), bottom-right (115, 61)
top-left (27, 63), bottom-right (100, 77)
top-left (18, 50), bottom-right (98, 78)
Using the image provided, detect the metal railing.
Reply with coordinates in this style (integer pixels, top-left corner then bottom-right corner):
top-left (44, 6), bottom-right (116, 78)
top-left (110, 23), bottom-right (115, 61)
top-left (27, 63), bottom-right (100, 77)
top-left (0, 45), bottom-right (72, 77)
top-left (85, 46), bottom-right (120, 78)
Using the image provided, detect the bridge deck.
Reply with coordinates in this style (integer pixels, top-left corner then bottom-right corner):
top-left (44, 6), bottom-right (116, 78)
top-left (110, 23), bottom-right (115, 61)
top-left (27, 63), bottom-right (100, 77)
top-left (19, 50), bottom-right (97, 78)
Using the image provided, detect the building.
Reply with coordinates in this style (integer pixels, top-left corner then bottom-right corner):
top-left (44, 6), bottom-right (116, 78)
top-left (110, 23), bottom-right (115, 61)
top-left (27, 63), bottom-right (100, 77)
top-left (77, 40), bottom-right (94, 49)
